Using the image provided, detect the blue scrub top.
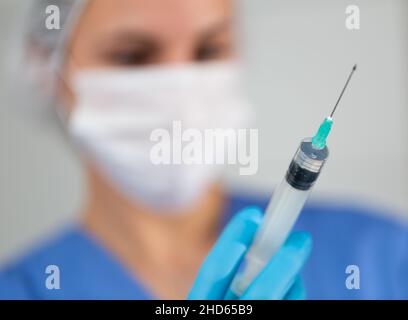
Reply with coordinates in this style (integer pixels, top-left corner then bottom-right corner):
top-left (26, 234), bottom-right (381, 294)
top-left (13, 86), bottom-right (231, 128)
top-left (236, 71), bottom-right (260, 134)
top-left (1, 192), bottom-right (407, 300)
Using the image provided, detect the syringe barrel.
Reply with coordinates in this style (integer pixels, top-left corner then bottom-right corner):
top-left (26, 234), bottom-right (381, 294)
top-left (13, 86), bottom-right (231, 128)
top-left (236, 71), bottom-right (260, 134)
top-left (230, 138), bottom-right (329, 297)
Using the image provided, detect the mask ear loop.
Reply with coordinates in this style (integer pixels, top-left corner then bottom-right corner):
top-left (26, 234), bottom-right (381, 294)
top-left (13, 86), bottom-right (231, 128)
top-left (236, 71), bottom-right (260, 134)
top-left (46, 0), bottom-right (89, 126)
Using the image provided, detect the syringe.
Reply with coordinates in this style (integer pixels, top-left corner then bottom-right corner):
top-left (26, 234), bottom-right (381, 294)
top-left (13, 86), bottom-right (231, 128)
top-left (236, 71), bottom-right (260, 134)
top-left (229, 64), bottom-right (357, 298)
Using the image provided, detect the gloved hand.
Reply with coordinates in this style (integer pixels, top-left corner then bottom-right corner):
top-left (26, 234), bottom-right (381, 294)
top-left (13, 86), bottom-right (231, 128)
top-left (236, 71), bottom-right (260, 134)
top-left (188, 206), bottom-right (312, 300)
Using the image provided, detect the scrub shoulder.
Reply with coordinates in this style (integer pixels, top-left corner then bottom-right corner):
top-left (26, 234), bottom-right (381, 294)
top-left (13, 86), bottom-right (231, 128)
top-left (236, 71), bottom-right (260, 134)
top-left (0, 227), bottom-right (152, 299)
top-left (298, 202), bottom-right (408, 299)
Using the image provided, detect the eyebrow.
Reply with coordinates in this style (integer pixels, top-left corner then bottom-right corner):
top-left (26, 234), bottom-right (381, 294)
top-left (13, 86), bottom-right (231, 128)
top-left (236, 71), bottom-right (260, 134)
top-left (101, 31), bottom-right (157, 49)
top-left (97, 18), bottom-right (232, 49)
top-left (198, 19), bottom-right (232, 41)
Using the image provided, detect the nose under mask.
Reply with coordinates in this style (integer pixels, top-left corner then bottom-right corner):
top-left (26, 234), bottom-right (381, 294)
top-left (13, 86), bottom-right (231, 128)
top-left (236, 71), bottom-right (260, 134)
top-left (68, 62), bottom-right (253, 212)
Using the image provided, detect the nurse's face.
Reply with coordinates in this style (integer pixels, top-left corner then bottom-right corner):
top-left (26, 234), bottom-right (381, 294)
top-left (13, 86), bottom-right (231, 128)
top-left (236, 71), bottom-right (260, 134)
top-left (66, 0), bottom-right (234, 71)
top-left (59, 0), bottom-right (237, 208)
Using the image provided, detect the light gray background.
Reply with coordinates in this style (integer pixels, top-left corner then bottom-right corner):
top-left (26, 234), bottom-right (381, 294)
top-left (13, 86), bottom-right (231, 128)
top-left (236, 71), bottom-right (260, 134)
top-left (1, 0), bottom-right (407, 262)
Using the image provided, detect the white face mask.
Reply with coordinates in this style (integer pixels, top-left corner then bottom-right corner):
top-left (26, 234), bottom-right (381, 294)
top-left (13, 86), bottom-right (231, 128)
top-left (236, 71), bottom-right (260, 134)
top-left (68, 62), bottom-right (253, 212)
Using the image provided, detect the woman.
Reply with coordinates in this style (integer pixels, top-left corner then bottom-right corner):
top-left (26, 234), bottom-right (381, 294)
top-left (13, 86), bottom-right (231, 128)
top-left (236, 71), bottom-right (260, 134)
top-left (0, 0), bottom-right (407, 300)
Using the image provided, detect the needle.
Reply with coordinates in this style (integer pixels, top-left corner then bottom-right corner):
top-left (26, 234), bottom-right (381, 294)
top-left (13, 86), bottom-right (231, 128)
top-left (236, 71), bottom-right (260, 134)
top-left (330, 64), bottom-right (357, 118)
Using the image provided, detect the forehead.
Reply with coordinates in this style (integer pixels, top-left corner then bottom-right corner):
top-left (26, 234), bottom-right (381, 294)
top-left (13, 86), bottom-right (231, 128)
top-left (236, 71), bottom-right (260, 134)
top-left (80, 0), bottom-right (231, 35)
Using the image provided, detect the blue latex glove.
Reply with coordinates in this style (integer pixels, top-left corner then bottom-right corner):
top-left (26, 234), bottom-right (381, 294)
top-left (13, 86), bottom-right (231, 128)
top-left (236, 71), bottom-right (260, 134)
top-left (188, 206), bottom-right (312, 300)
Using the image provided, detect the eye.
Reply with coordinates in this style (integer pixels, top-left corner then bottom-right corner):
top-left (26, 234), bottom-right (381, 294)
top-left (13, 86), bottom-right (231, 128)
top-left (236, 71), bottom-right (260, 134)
top-left (195, 39), bottom-right (233, 62)
top-left (196, 43), bottom-right (227, 61)
top-left (104, 46), bottom-right (155, 66)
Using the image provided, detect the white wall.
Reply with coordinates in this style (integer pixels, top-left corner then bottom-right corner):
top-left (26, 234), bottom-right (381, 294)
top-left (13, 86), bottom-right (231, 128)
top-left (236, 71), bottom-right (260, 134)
top-left (0, 0), bottom-right (407, 262)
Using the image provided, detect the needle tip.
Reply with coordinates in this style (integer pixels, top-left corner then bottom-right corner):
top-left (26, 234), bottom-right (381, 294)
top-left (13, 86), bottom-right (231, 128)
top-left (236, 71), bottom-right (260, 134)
top-left (329, 64), bottom-right (357, 118)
